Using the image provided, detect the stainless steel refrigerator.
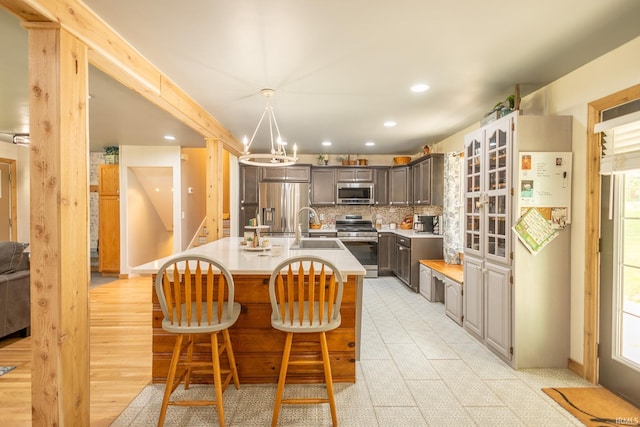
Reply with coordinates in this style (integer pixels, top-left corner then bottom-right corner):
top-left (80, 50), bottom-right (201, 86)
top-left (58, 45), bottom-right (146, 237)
top-left (259, 182), bottom-right (310, 236)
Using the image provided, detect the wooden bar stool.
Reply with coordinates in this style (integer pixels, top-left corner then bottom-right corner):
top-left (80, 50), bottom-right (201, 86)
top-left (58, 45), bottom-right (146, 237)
top-left (268, 255), bottom-right (345, 427)
top-left (154, 255), bottom-right (241, 427)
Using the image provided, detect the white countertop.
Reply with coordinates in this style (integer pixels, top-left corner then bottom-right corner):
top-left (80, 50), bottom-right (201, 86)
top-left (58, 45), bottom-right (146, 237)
top-left (308, 227), bottom-right (442, 239)
top-left (130, 237), bottom-right (367, 276)
top-left (378, 229), bottom-right (444, 239)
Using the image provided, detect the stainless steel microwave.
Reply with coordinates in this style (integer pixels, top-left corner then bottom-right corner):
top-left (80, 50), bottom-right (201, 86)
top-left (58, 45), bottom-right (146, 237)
top-left (336, 182), bottom-right (374, 204)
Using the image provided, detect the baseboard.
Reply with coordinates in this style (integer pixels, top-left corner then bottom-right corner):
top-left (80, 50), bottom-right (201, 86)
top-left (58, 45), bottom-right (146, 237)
top-left (568, 358), bottom-right (585, 378)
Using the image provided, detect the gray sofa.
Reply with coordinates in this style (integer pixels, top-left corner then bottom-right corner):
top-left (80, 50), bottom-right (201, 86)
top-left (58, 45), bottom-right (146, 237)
top-left (0, 242), bottom-right (30, 340)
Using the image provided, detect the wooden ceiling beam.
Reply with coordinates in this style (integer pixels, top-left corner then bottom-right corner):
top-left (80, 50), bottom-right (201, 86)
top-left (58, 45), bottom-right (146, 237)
top-left (1, 0), bottom-right (243, 155)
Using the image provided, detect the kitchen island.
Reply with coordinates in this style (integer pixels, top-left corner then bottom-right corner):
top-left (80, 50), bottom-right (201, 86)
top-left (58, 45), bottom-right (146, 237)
top-left (131, 237), bottom-right (366, 384)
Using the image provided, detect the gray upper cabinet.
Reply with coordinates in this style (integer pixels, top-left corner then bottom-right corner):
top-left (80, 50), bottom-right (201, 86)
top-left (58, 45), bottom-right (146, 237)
top-left (260, 165), bottom-right (311, 182)
top-left (310, 168), bottom-right (336, 206)
top-left (239, 165), bottom-right (260, 205)
top-left (335, 168), bottom-right (374, 182)
top-left (389, 166), bottom-right (411, 205)
top-left (411, 154), bottom-right (444, 205)
top-left (374, 168), bottom-right (388, 205)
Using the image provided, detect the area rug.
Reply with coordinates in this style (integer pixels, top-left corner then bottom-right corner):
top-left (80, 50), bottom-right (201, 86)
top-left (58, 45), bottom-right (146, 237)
top-left (0, 366), bottom-right (16, 376)
top-left (90, 272), bottom-right (118, 288)
top-left (543, 387), bottom-right (640, 426)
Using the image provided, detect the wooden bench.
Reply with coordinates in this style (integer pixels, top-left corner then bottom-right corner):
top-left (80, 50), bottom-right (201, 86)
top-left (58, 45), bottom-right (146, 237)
top-left (419, 260), bottom-right (463, 325)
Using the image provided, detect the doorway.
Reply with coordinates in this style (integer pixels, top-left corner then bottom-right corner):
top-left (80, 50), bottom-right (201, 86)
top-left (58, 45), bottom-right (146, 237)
top-left (0, 159), bottom-right (17, 241)
top-left (599, 173), bottom-right (640, 406)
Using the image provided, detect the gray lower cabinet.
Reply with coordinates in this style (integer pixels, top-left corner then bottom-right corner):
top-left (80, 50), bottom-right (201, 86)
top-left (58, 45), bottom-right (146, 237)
top-left (310, 168), bottom-right (336, 206)
top-left (444, 277), bottom-right (463, 325)
top-left (419, 264), bottom-right (433, 301)
top-left (395, 237), bottom-right (411, 286)
top-left (463, 255), bottom-right (512, 360)
top-left (377, 232), bottom-right (395, 275)
top-left (394, 235), bottom-right (443, 293)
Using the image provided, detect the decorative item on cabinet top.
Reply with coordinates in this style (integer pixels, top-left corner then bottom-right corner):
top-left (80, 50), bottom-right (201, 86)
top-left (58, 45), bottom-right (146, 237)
top-left (103, 145), bottom-right (119, 164)
top-left (337, 154), bottom-right (357, 166)
top-left (481, 89), bottom-right (520, 126)
top-left (393, 156), bottom-right (411, 165)
top-left (317, 153), bottom-right (329, 165)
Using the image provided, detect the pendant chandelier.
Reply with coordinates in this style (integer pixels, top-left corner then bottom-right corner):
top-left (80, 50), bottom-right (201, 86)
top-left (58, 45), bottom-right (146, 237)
top-left (239, 88), bottom-right (297, 167)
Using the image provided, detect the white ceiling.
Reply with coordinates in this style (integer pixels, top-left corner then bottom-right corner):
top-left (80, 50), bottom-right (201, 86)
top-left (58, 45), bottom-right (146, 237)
top-left (2, 1), bottom-right (640, 155)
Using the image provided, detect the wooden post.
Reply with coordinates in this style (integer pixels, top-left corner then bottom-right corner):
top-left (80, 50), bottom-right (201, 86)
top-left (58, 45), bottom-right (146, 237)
top-left (206, 138), bottom-right (223, 241)
top-left (25, 22), bottom-right (90, 425)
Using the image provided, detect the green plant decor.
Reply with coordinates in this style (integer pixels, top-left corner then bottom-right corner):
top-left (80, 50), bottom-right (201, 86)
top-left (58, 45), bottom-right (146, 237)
top-left (103, 145), bottom-right (119, 156)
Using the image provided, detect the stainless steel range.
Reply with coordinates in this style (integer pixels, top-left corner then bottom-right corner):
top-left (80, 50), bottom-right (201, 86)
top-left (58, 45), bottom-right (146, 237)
top-left (335, 215), bottom-right (378, 278)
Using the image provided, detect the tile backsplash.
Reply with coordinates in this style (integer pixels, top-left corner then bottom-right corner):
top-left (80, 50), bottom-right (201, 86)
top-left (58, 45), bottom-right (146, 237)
top-left (313, 205), bottom-right (443, 228)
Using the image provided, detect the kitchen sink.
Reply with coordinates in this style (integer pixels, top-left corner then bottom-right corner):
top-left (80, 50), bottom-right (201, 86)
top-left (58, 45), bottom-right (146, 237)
top-left (290, 239), bottom-right (343, 250)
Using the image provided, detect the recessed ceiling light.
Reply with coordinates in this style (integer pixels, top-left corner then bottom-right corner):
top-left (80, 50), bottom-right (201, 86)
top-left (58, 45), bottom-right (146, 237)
top-left (164, 135), bottom-right (176, 141)
top-left (322, 141), bottom-right (332, 146)
top-left (365, 141), bottom-right (375, 146)
top-left (410, 83), bottom-right (430, 93)
top-left (384, 121), bottom-right (397, 127)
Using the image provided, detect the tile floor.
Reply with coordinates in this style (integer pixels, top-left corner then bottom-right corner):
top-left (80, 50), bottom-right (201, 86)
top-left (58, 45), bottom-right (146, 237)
top-left (112, 276), bottom-right (590, 426)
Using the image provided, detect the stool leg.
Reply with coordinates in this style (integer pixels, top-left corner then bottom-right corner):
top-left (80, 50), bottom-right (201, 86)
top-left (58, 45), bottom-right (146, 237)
top-left (184, 334), bottom-right (194, 389)
top-left (320, 332), bottom-right (338, 426)
top-left (272, 332), bottom-right (293, 427)
top-left (158, 334), bottom-right (183, 427)
top-left (211, 332), bottom-right (226, 427)
top-left (222, 328), bottom-right (240, 389)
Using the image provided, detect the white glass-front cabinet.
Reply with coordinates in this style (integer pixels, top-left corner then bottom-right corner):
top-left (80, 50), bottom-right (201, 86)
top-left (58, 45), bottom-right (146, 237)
top-left (463, 111), bottom-right (573, 368)
top-left (463, 116), bottom-right (513, 362)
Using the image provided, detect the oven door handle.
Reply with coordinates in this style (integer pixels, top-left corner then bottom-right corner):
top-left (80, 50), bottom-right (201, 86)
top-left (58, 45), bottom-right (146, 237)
top-left (338, 237), bottom-right (378, 243)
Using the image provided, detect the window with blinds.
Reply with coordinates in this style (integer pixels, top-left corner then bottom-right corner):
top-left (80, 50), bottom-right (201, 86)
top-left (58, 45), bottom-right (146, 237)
top-left (595, 110), bottom-right (640, 174)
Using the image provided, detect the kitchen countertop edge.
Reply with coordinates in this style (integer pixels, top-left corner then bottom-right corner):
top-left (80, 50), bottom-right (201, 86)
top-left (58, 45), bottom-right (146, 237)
top-left (130, 237), bottom-right (367, 276)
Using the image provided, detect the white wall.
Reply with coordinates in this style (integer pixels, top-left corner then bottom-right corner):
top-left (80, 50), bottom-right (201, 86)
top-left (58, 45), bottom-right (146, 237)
top-left (430, 35), bottom-right (640, 365)
top-left (180, 147), bottom-right (207, 249)
top-left (120, 145), bottom-right (182, 275)
top-left (229, 155), bottom-right (239, 237)
top-left (126, 167), bottom-right (173, 267)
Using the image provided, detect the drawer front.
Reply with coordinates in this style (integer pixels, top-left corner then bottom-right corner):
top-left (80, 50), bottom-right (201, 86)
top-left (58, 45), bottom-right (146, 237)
top-left (396, 236), bottom-right (411, 247)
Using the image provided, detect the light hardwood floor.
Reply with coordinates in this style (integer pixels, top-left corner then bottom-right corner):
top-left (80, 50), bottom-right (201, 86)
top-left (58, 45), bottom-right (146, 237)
top-left (0, 276), bottom-right (152, 426)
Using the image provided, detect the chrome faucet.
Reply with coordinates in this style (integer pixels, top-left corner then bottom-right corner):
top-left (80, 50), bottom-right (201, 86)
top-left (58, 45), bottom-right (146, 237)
top-left (294, 207), bottom-right (320, 245)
